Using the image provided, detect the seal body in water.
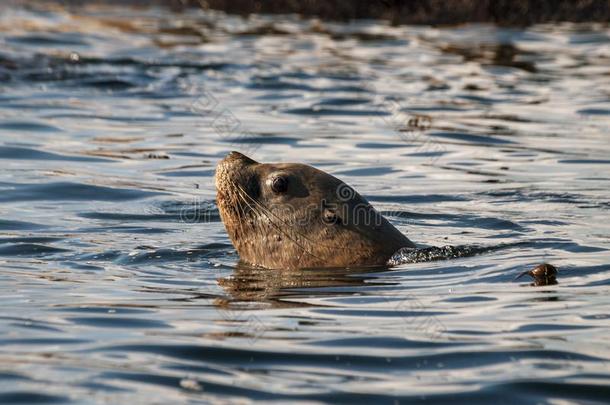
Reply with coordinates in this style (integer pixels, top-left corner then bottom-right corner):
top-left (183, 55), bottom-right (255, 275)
top-left (215, 151), bottom-right (416, 269)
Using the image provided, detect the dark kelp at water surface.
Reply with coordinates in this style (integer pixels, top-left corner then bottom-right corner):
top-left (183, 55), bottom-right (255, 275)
top-left (0, 1), bottom-right (609, 404)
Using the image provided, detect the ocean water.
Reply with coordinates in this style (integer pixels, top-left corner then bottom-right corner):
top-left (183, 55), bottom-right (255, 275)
top-left (0, 3), bottom-right (609, 404)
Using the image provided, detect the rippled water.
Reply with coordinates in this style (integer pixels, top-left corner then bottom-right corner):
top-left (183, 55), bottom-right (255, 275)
top-left (1, 3), bottom-right (610, 404)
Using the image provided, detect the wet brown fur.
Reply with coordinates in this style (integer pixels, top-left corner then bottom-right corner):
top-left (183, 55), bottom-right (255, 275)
top-left (215, 151), bottom-right (415, 269)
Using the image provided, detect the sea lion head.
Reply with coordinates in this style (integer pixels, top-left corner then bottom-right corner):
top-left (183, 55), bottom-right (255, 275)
top-left (215, 151), bottom-right (415, 269)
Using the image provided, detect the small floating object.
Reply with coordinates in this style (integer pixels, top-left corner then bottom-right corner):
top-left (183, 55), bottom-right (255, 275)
top-left (515, 263), bottom-right (558, 286)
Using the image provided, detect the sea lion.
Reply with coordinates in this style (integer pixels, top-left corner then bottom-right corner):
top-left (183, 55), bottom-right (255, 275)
top-left (215, 151), bottom-right (415, 269)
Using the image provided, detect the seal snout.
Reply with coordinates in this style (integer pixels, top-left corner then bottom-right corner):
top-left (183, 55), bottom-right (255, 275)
top-left (215, 151), bottom-right (258, 195)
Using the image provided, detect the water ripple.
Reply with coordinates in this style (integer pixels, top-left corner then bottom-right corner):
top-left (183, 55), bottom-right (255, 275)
top-left (0, 4), bottom-right (608, 404)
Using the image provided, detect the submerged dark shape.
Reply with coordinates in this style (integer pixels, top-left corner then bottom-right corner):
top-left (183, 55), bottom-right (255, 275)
top-left (515, 263), bottom-right (558, 286)
top-left (215, 151), bottom-right (415, 269)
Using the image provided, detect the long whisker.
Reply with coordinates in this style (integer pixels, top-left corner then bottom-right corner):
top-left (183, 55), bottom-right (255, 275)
top-left (219, 180), bottom-right (257, 256)
top-left (236, 183), bottom-right (319, 245)
top-left (232, 182), bottom-right (324, 261)
top-left (233, 183), bottom-right (302, 246)
top-left (234, 183), bottom-right (312, 245)
top-left (234, 182), bottom-right (348, 255)
top-left (233, 186), bottom-right (248, 235)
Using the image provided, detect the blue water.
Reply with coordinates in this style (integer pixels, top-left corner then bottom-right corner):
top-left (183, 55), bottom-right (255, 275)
top-left (0, 3), bottom-right (609, 404)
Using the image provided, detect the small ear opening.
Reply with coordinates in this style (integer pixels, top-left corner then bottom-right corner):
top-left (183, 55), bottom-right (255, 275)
top-left (322, 208), bottom-right (342, 225)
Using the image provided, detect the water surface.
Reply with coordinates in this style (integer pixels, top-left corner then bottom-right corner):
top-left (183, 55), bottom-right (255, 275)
top-left (0, 3), bottom-right (609, 404)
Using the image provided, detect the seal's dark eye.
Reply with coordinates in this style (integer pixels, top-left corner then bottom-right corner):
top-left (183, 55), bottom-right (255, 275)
top-left (271, 176), bottom-right (288, 193)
